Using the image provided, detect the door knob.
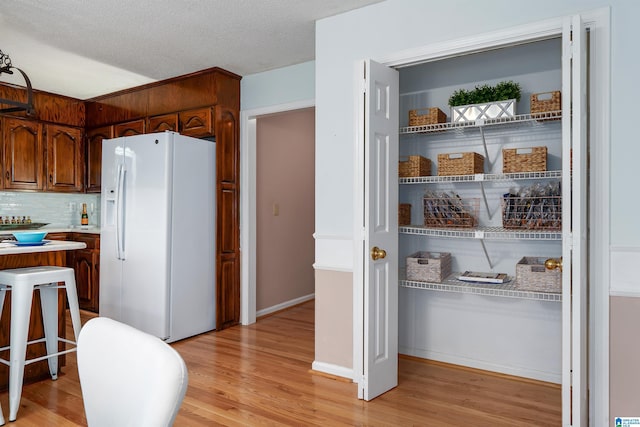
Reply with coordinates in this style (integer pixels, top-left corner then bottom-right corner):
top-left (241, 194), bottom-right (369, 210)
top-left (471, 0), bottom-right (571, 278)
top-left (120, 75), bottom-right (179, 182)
top-left (370, 246), bottom-right (387, 261)
top-left (545, 257), bottom-right (563, 272)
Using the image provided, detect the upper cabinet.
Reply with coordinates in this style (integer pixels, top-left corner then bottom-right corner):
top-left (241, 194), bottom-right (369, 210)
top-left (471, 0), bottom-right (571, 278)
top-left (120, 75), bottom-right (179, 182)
top-left (179, 107), bottom-right (214, 137)
top-left (2, 117), bottom-right (44, 191)
top-left (147, 113), bottom-right (178, 133)
top-left (45, 124), bottom-right (84, 192)
top-left (85, 125), bottom-right (113, 193)
top-left (114, 119), bottom-right (145, 137)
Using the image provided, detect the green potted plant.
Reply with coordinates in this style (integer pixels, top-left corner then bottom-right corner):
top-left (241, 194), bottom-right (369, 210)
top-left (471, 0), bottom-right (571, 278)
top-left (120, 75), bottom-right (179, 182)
top-left (448, 80), bottom-right (521, 122)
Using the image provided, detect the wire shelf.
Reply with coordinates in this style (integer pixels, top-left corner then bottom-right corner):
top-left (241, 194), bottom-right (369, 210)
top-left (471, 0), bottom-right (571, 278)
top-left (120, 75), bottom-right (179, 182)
top-left (399, 111), bottom-right (562, 135)
top-left (399, 170), bottom-right (562, 184)
top-left (399, 225), bottom-right (562, 241)
top-left (399, 272), bottom-right (562, 302)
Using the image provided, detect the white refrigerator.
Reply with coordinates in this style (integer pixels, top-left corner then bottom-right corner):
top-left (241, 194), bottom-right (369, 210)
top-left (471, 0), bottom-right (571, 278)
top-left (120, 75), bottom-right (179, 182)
top-left (99, 131), bottom-right (216, 342)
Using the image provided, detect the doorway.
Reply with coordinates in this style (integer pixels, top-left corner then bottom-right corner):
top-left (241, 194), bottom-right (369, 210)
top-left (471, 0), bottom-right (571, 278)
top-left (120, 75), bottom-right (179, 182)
top-left (255, 108), bottom-right (315, 316)
top-left (240, 99), bottom-right (316, 325)
top-left (356, 10), bottom-right (610, 425)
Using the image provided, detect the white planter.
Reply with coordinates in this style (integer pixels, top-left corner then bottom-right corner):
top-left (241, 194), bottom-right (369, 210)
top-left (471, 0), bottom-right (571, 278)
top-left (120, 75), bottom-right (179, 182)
top-left (451, 99), bottom-right (516, 123)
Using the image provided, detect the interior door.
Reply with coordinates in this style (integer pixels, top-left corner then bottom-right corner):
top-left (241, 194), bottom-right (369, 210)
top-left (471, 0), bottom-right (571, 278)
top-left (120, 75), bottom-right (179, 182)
top-left (360, 59), bottom-right (399, 400)
top-left (562, 14), bottom-right (588, 426)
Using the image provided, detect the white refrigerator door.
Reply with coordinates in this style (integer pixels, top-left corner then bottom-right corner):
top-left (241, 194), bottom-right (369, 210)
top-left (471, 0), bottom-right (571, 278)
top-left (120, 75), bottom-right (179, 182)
top-left (168, 134), bottom-right (216, 341)
top-left (99, 137), bottom-right (125, 320)
top-left (119, 133), bottom-right (172, 339)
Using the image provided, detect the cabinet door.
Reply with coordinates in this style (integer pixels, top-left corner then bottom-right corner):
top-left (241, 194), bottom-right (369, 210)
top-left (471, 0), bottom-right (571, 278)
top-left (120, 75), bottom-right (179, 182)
top-left (148, 113), bottom-right (178, 133)
top-left (114, 119), bottom-right (145, 137)
top-left (45, 124), bottom-right (84, 192)
top-left (179, 107), bottom-right (214, 137)
top-left (73, 248), bottom-right (99, 312)
top-left (2, 117), bottom-right (44, 191)
top-left (86, 126), bottom-right (112, 193)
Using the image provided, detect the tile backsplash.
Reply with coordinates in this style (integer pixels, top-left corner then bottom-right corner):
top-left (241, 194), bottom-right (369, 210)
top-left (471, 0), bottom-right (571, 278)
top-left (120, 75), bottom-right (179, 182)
top-left (0, 192), bottom-right (101, 228)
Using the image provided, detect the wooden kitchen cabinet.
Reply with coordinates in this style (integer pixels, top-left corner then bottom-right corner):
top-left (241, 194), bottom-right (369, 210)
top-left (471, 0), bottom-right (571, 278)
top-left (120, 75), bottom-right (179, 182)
top-left (85, 125), bottom-right (113, 193)
top-left (147, 113), bottom-right (178, 133)
top-left (179, 107), bottom-right (214, 137)
top-left (2, 117), bottom-right (44, 191)
top-left (69, 233), bottom-right (100, 312)
top-left (114, 119), bottom-right (145, 137)
top-left (45, 124), bottom-right (84, 192)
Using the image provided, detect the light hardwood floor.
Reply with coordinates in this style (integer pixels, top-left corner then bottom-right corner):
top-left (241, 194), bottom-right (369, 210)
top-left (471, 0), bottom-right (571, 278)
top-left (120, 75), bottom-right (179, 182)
top-left (0, 301), bottom-right (560, 426)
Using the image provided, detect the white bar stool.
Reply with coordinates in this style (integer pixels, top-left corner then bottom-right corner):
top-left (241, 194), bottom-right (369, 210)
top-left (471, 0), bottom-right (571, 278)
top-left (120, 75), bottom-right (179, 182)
top-left (0, 266), bottom-right (82, 423)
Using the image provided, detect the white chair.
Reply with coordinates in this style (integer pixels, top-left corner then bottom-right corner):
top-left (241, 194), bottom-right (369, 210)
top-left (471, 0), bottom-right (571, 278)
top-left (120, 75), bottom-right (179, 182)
top-left (0, 266), bottom-right (82, 423)
top-left (77, 317), bottom-right (188, 427)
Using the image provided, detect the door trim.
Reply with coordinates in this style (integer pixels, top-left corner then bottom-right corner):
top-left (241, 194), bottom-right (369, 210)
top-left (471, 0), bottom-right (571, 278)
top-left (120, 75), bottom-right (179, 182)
top-left (356, 8), bottom-right (610, 424)
top-left (239, 98), bottom-right (315, 325)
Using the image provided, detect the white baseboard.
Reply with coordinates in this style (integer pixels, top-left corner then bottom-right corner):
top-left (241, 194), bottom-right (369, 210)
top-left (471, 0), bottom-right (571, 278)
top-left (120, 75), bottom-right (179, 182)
top-left (256, 293), bottom-right (315, 318)
top-left (399, 347), bottom-right (561, 384)
top-left (311, 360), bottom-right (354, 381)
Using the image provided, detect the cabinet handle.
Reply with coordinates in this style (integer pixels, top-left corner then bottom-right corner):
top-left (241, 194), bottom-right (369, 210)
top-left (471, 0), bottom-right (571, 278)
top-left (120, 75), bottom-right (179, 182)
top-left (5, 171), bottom-right (8, 180)
top-left (49, 174), bottom-right (53, 183)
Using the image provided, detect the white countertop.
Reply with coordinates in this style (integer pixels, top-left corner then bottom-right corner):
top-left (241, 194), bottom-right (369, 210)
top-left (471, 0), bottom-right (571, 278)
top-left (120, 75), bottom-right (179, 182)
top-left (0, 240), bottom-right (87, 255)
top-left (41, 226), bottom-right (101, 234)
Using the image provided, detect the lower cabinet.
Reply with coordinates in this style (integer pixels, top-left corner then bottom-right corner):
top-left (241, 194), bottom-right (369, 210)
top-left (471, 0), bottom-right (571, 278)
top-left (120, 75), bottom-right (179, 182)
top-left (73, 248), bottom-right (99, 312)
top-left (58, 233), bottom-right (100, 313)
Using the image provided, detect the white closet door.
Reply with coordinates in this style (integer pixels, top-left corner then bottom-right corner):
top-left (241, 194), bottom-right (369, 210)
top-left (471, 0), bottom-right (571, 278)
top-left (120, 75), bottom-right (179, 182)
top-left (360, 59), bottom-right (399, 401)
top-left (562, 14), bottom-right (588, 427)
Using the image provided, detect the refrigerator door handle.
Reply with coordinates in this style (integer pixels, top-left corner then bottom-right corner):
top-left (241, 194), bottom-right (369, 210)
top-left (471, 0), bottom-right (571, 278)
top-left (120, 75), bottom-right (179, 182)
top-left (116, 163), bottom-right (126, 260)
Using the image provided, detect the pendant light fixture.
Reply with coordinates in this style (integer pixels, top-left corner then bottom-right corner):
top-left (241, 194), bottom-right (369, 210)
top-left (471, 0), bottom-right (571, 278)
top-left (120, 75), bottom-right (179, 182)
top-left (0, 50), bottom-right (35, 115)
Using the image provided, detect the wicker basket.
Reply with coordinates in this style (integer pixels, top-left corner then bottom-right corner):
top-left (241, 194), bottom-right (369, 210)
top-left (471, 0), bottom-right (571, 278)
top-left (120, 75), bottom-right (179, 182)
top-left (502, 146), bottom-right (547, 173)
top-left (399, 155), bottom-right (431, 177)
top-left (406, 251), bottom-right (452, 282)
top-left (515, 257), bottom-right (561, 293)
top-left (408, 107), bottom-right (447, 126)
top-left (530, 91), bottom-right (561, 119)
top-left (424, 196), bottom-right (478, 228)
top-left (438, 152), bottom-right (484, 176)
top-left (399, 204), bottom-right (411, 226)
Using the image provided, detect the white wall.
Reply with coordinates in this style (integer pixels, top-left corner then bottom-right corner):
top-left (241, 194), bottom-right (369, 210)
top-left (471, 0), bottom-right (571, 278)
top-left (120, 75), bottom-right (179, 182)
top-left (241, 61), bottom-right (315, 111)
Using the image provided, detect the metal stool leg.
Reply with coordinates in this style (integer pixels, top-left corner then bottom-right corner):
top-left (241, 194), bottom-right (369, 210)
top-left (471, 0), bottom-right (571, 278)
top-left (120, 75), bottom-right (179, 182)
top-left (9, 283), bottom-right (35, 422)
top-left (0, 287), bottom-right (5, 426)
top-left (63, 273), bottom-right (82, 342)
top-left (40, 283), bottom-right (60, 380)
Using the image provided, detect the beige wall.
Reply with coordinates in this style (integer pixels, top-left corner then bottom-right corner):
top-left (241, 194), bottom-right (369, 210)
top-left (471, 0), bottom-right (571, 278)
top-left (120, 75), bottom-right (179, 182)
top-left (256, 108), bottom-right (315, 311)
top-left (610, 296), bottom-right (640, 416)
top-left (314, 269), bottom-right (353, 369)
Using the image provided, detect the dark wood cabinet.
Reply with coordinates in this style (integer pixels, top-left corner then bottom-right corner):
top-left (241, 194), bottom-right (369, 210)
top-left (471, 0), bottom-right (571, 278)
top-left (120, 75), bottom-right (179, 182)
top-left (147, 113), bottom-right (178, 133)
top-left (45, 124), bottom-right (84, 192)
top-left (85, 126), bottom-right (112, 193)
top-left (2, 117), bottom-right (44, 191)
top-left (68, 233), bottom-right (100, 313)
top-left (180, 107), bottom-right (214, 137)
top-left (114, 119), bottom-right (145, 137)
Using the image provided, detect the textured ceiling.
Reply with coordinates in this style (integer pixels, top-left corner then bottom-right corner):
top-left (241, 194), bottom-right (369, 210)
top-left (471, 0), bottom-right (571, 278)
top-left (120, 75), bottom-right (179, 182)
top-left (0, 0), bottom-right (382, 99)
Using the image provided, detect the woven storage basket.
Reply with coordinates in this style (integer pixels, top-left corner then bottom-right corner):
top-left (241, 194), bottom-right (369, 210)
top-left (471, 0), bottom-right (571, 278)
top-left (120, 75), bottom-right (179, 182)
top-left (406, 251), bottom-right (452, 282)
top-left (502, 146), bottom-right (547, 173)
top-left (437, 152), bottom-right (484, 176)
top-left (515, 257), bottom-right (561, 293)
top-left (399, 155), bottom-right (431, 177)
top-left (399, 204), bottom-right (411, 226)
top-left (530, 91), bottom-right (561, 119)
top-left (408, 107), bottom-right (447, 126)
